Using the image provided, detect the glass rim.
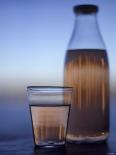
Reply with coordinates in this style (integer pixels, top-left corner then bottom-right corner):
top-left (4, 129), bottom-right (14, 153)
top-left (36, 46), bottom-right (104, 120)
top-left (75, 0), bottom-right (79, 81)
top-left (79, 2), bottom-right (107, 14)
top-left (29, 104), bottom-right (71, 107)
top-left (27, 86), bottom-right (73, 93)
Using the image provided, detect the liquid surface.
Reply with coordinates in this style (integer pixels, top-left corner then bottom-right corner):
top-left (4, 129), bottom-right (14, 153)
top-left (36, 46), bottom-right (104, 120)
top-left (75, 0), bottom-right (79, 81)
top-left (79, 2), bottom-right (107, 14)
top-left (64, 49), bottom-right (109, 142)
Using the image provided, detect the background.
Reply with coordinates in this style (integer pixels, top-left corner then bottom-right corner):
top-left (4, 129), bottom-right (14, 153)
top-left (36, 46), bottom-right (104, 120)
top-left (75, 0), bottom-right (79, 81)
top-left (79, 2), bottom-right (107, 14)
top-left (0, 0), bottom-right (116, 145)
top-left (0, 0), bottom-right (116, 155)
top-left (0, 0), bottom-right (116, 100)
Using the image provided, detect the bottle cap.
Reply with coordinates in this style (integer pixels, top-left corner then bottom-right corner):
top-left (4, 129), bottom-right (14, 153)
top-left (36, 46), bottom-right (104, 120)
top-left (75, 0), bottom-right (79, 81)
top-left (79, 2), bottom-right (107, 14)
top-left (73, 4), bottom-right (98, 14)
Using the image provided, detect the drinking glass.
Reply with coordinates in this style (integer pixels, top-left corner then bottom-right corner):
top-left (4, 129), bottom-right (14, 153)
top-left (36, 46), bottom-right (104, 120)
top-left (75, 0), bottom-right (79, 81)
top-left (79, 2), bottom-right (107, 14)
top-left (27, 86), bottom-right (72, 148)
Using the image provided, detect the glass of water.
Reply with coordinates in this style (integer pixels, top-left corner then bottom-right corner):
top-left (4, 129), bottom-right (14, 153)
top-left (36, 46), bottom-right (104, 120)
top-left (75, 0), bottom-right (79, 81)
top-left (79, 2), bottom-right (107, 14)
top-left (27, 86), bottom-right (72, 148)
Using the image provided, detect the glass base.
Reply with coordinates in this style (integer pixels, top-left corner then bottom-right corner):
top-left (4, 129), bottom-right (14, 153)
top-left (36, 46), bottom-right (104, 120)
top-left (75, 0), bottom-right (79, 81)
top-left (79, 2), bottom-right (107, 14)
top-left (66, 133), bottom-right (109, 144)
top-left (35, 141), bottom-right (65, 148)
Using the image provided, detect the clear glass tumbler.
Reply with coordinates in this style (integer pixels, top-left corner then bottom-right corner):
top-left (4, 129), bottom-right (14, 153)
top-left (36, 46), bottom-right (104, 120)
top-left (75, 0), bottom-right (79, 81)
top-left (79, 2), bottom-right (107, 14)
top-left (27, 86), bottom-right (72, 148)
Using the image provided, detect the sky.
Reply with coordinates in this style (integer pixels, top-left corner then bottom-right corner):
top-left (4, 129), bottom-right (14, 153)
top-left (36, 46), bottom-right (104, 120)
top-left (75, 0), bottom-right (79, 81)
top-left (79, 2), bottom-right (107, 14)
top-left (0, 0), bottom-right (116, 98)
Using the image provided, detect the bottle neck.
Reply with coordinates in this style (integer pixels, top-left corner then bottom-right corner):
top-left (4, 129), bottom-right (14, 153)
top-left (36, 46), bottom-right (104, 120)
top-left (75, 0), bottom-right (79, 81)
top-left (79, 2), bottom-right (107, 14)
top-left (68, 13), bottom-right (105, 50)
top-left (75, 13), bottom-right (98, 33)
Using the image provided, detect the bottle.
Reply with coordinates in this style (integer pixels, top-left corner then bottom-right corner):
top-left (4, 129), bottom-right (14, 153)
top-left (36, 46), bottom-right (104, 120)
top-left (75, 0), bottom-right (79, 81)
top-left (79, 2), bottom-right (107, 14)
top-left (64, 4), bottom-right (109, 143)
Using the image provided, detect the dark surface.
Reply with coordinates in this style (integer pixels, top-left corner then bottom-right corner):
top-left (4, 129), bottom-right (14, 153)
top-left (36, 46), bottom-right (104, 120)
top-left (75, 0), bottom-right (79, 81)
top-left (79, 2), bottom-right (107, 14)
top-left (0, 97), bottom-right (116, 155)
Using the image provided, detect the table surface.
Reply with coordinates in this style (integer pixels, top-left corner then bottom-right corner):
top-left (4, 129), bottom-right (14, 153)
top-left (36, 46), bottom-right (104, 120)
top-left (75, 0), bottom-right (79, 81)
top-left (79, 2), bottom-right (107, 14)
top-left (0, 97), bottom-right (116, 155)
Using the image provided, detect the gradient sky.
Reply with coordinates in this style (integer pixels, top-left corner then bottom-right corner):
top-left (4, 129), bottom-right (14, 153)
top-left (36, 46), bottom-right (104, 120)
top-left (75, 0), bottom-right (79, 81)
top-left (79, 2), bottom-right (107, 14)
top-left (0, 0), bottom-right (116, 97)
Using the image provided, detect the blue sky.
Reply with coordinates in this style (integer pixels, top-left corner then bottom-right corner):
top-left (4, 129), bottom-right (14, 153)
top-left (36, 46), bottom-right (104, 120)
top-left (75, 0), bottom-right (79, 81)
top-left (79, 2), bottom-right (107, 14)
top-left (0, 0), bottom-right (116, 96)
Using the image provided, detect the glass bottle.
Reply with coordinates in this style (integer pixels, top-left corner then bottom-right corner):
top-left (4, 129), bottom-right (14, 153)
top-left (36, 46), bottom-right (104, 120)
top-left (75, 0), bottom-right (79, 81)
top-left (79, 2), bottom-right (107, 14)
top-left (64, 4), bottom-right (109, 143)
